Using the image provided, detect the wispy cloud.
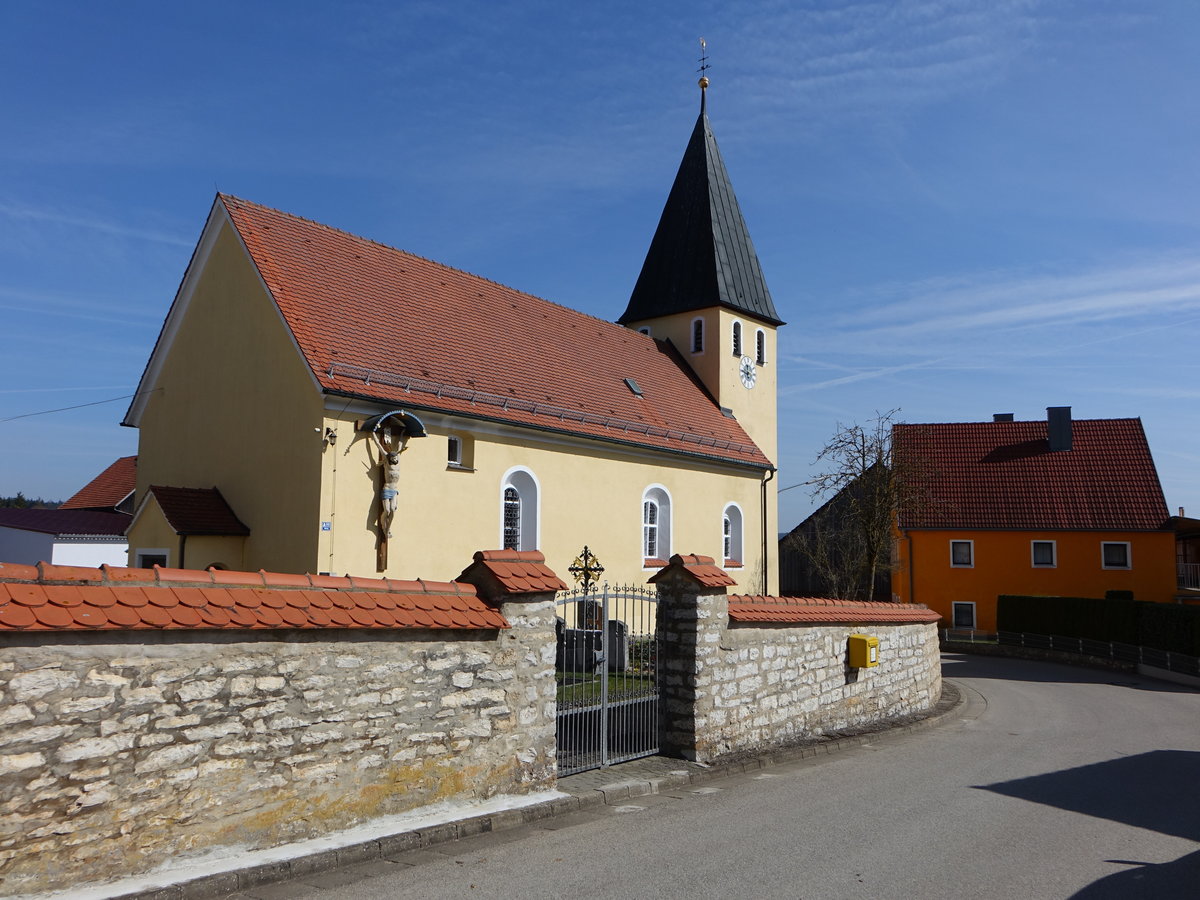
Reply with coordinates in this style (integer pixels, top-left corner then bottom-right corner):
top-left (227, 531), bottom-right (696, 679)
top-left (835, 254), bottom-right (1200, 341)
top-left (0, 202), bottom-right (192, 247)
top-left (732, 0), bottom-right (1048, 123)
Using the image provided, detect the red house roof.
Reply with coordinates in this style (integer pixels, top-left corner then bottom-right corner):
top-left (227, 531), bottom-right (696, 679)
top-left (894, 417), bottom-right (1170, 531)
top-left (0, 509), bottom-right (130, 537)
top-left (195, 195), bottom-right (769, 469)
top-left (0, 561), bottom-right (508, 632)
top-left (61, 456), bottom-right (137, 510)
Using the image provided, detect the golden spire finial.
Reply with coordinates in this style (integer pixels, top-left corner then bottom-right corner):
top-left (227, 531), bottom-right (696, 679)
top-left (697, 37), bottom-right (710, 112)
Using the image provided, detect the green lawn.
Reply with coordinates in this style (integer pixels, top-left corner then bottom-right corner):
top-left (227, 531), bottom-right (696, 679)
top-left (557, 672), bottom-right (655, 706)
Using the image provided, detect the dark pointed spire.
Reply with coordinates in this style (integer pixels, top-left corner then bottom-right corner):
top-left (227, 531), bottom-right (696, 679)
top-left (619, 86), bottom-right (783, 328)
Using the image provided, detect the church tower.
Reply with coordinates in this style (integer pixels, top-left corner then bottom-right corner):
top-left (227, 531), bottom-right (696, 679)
top-left (618, 76), bottom-right (784, 465)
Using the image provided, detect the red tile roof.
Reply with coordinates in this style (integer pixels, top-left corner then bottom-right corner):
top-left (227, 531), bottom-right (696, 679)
top-left (148, 486), bottom-right (250, 536)
top-left (215, 196), bottom-right (770, 469)
top-left (728, 595), bottom-right (940, 625)
top-left (458, 550), bottom-right (568, 595)
top-left (647, 553), bottom-right (738, 588)
top-left (0, 562), bottom-right (507, 632)
top-left (894, 418), bottom-right (1170, 531)
top-left (61, 456), bottom-right (137, 510)
top-left (0, 509), bottom-right (130, 537)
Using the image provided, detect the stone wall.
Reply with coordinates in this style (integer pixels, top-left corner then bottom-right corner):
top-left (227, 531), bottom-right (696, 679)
top-left (0, 595), bottom-right (557, 896)
top-left (657, 565), bottom-right (942, 763)
top-left (699, 619), bottom-right (941, 759)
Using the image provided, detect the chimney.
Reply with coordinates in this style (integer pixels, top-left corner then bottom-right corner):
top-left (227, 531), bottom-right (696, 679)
top-left (993, 413), bottom-right (1014, 422)
top-left (1047, 406), bottom-right (1072, 451)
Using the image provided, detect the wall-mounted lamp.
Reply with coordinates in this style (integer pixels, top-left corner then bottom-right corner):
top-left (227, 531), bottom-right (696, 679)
top-left (324, 427), bottom-right (337, 446)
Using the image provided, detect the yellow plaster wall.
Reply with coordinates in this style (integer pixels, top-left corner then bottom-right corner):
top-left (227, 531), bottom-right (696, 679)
top-left (317, 412), bottom-right (779, 593)
top-left (125, 500), bottom-right (180, 566)
top-left (129, 220), bottom-right (324, 574)
top-left (894, 528), bottom-right (1178, 631)
top-left (626, 310), bottom-right (779, 465)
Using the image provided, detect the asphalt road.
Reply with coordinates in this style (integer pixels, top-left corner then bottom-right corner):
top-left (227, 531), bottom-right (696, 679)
top-left (228, 654), bottom-right (1200, 900)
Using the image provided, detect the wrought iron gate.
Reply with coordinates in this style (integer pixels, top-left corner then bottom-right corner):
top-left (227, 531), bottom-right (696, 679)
top-left (555, 584), bottom-right (660, 775)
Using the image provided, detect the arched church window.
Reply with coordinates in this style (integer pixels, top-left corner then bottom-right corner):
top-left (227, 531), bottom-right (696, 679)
top-left (691, 318), bottom-right (704, 353)
top-left (642, 485), bottom-right (672, 563)
top-left (756, 329), bottom-right (766, 365)
top-left (732, 321), bottom-right (742, 356)
top-left (503, 487), bottom-right (521, 550)
top-left (723, 503), bottom-right (744, 566)
top-left (643, 500), bottom-right (659, 558)
top-left (500, 467), bottom-right (540, 551)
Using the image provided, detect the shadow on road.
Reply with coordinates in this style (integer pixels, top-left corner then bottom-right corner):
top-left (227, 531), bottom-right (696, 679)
top-left (942, 652), bottom-right (1198, 693)
top-left (979, 749), bottom-right (1200, 842)
top-left (982, 750), bottom-right (1200, 898)
top-left (1068, 848), bottom-right (1200, 899)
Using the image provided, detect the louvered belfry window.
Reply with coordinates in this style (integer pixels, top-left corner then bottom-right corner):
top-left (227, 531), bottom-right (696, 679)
top-left (503, 487), bottom-right (521, 550)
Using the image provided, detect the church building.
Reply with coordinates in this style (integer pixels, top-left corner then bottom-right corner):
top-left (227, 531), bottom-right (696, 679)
top-left (123, 83), bottom-right (785, 591)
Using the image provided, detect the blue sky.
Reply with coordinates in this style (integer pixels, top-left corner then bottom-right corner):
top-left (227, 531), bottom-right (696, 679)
top-left (1, 1), bottom-right (1197, 530)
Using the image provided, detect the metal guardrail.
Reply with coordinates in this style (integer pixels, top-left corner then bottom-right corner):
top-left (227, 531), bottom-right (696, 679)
top-left (1179, 563), bottom-right (1200, 590)
top-left (941, 628), bottom-right (1200, 678)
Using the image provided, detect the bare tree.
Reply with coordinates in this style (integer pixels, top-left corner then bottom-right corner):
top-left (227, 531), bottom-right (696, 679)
top-left (783, 410), bottom-right (925, 602)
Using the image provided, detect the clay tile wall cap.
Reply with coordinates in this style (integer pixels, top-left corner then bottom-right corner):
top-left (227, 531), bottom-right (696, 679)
top-left (155, 566), bottom-right (215, 586)
top-left (102, 565), bottom-right (157, 583)
top-left (0, 562), bottom-right (40, 582)
top-left (260, 570), bottom-right (310, 588)
top-left (209, 569), bottom-right (265, 587)
top-left (38, 563), bottom-right (104, 584)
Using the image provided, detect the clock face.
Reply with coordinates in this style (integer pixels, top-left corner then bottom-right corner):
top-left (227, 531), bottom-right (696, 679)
top-left (739, 355), bottom-right (756, 389)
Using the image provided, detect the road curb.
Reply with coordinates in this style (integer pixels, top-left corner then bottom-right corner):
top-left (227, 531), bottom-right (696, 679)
top-left (107, 681), bottom-right (967, 900)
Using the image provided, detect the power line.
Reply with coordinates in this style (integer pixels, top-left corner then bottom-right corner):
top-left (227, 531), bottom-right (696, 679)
top-left (0, 389), bottom-right (158, 423)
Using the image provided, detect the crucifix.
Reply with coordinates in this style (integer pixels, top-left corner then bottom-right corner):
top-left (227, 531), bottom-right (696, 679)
top-left (568, 546), bottom-right (605, 593)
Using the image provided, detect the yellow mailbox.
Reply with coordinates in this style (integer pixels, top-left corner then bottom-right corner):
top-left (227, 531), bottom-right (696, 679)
top-left (848, 634), bottom-right (879, 668)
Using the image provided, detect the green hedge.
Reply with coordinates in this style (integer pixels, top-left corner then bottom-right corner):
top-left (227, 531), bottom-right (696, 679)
top-left (998, 595), bottom-right (1200, 657)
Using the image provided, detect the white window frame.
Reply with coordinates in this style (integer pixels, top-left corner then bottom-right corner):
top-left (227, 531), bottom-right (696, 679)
top-left (690, 317), bottom-right (705, 354)
top-left (637, 326), bottom-right (651, 336)
top-left (755, 328), bottom-right (767, 365)
top-left (1101, 541), bottom-right (1131, 570)
top-left (499, 467), bottom-right (540, 552)
top-left (641, 485), bottom-right (672, 565)
top-left (952, 601), bottom-right (977, 629)
top-left (722, 502), bottom-right (744, 566)
top-left (950, 540), bottom-right (974, 568)
top-left (731, 319), bottom-right (743, 357)
top-left (1031, 540), bottom-right (1057, 568)
top-left (135, 549), bottom-right (170, 569)
top-left (447, 435), bottom-right (462, 466)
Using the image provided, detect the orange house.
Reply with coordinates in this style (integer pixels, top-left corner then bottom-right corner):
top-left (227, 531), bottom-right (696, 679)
top-left (892, 409), bottom-right (1175, 632)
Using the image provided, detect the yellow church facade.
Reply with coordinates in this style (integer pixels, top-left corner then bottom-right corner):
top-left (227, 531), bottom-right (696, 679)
top-left (124, 97), bottom-right (784, 592)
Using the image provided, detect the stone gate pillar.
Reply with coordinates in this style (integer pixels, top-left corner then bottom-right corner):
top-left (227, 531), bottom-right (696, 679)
top-left (457, 549), bottom-right (568, 785)
top-left (649, 554), bottom-right (735, 763)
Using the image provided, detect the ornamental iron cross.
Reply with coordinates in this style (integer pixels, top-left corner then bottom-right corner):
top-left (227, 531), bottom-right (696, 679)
top-left (568, 546), bottom-right (605, 593)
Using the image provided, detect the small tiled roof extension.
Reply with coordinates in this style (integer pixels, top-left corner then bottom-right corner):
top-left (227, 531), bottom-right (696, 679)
top-left (458, 550), bottom-right (568, 596)
top-left (647, 553), bottom-right (738, 588)
top-left (0, 561), bottom-right (508, 632)
top-left (728, 595), bottom-right (940, 625)
top-left (148, 486), bottom-right (250, 536)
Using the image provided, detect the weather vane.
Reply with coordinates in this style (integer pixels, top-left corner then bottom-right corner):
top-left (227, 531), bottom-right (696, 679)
top-left (698, 37), bottom-right (710, 111)
top-left (568, 546), bottom-right (605, 593)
